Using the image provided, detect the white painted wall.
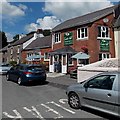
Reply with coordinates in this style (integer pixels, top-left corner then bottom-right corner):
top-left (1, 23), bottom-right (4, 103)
top-left (114, 27), bottom-right (120, 59)
top-left (77, 58), bottom-right (119, 83)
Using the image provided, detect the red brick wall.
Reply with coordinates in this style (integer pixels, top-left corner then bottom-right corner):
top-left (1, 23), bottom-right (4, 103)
top-left (21, 47), bottom-right (52, 65)
top-left (53, 13), bottom-right (115, 65)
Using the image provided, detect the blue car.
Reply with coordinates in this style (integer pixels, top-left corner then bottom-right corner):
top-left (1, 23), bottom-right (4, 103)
top-left (6, 64), bottom-right (46, 85)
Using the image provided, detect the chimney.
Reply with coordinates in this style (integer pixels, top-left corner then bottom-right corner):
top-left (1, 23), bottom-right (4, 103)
top-left (37, 29), bottom-right (43, 34)
top-left (36, 29), bottom-right (44, 38)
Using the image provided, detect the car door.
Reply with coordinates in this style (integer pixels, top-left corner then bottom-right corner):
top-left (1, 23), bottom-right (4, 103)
top-left (81, 75), bottom-right (116, 112)
top-left (8, 67), bottom-right (16, 80)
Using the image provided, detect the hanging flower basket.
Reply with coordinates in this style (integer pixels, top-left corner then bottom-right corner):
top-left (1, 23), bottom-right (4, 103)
top-left (81, 46), bottom-right (88, 54)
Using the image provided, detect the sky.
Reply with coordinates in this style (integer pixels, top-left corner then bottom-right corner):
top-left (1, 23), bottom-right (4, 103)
top-left (0, 0), bottom-right (119, 42)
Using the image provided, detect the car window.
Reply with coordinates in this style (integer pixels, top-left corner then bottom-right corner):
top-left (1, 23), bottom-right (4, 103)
top-left (87, 75), bottom-right (115, 90)
top-left (27, 66), bottom-right (43, 71)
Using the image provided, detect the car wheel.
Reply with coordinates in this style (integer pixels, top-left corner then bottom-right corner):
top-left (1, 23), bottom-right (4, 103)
top-left (6, 74), bottom-right (9, 81)
top-left (17, 77), bottom-right (22, 85)
top-left (68, 92), bottom-right (81, 109)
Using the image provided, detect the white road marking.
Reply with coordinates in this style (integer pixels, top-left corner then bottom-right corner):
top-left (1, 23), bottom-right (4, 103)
top-left (23, 106), bottom-right (45, 119)
top-left (3, 109), bottom-right (23, 119)
top-left (59, 99), bottom-right (68, 104)
top-left (41, 103), bottom-right (63, 119)
top-left (47, 101), bottom-right (75, 114)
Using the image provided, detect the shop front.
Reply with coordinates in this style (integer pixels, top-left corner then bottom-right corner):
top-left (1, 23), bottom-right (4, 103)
top-left (49, 46), bottom-right (77, 74)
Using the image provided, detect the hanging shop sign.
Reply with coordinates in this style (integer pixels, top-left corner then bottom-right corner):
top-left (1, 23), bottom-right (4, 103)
top-left (100, 39), bottom-right (109, 51)
top-left (64, 32), bottom-right (73, 46)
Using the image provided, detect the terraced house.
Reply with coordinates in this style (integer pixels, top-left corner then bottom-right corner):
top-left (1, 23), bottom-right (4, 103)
top-left (49, 5), bottom-right (118, 74)
top-left (21, 35), bottom-right (52, 69)
top-left (7, 29), bottom-right (43, 64)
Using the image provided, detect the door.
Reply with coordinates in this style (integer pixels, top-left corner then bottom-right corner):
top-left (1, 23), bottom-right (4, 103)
top-left (49, 55), bottom-right (54, 72)
top-left (81, 75), bottom-right (116, 112)
top-left (62, 54), bottom-right (67, 73)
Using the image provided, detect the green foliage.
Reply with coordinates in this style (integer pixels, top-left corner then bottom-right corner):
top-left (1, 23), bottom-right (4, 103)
top-left (9, 61), bottom-right (17, 67)
top-left (13, 34), bottom-right (19, 42)
top-left (0, 31), bottom-right (8, 49)
top-left (43, 30), bottom-right (51, 36)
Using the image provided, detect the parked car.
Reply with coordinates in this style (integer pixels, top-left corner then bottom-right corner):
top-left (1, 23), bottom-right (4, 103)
top-left (6, 64), bottom-right (46, 85)
top-left (70, 68), bottom-right (77, 79)
top-left (0, 63), bottom-right (11, 75)
top-left (66, 72), bottom-right (120, 117)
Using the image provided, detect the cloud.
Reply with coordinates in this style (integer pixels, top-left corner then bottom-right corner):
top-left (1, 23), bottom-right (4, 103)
top-left (0, 1), bottom-right (27, 17)
top-left (18, 4), bottom-right (28, 11)
top-left (44, 0), bottom-right (113, 21)
top-left (25, 16), bottom-right (61, 33)
top-left (6, 32), bottom-right (14, 42)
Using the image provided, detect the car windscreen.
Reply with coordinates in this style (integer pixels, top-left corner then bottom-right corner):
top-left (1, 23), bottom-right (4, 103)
top-left (27, 66), bottom-right (43, 71)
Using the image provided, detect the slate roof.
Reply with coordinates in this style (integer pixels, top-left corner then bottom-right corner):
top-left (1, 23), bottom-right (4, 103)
top-left (52, 5), bottom-right (116, 32)
top-left (49, 46), bottom-right (77, 55)
top-left (23, 35), bottom-right (52, 51)
top-left (9, 34), bottom-right (34, 47)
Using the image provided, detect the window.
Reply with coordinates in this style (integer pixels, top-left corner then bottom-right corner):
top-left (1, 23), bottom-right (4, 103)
top-left (44, 52), bottom-right (49, 61)
top-left (98, 26), bottom-right (110, 39)
top-left (99, 53), bottom-right (110, 61)
top-left (55, 33), bottom-right (61, 43)
top-left (11, 48), bottom-right (13, 54)
top-left (86, 75), bottom-right (115, 90)
top-left (17, 46), bottom-right (20, 53)
top-left (77, 27), bottom-right (88, 39)
top-left (68, 54), bottom-right (74, 66)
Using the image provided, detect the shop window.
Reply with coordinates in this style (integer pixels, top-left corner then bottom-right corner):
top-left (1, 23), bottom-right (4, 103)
top-left (68, 54), bottom-right (74, 66)
top-left (99, 53), bottom-right (110, 61)
top-left (97, 26), bottom-right (110, 39)
top-left (44, 52), bottom-right (49, 61)
top-left (77, 59), bottom-right (89, 66)
top-left (77, 27), bottom-right (88, 39)
top-left (55, 33), bottom-right (61, 43)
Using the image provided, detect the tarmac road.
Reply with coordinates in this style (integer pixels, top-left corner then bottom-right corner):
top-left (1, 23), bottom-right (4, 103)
top-left (2, 74), bottom-right (114, 119)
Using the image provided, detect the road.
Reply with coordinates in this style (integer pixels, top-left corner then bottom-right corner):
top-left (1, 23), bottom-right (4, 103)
top-left (2, 75), bottom-right (112, 119)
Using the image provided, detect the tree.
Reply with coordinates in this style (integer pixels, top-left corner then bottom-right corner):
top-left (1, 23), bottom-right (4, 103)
top-left (13, 34), bottom-right (19, 42)
top-left (43, 29), bottom-right (51, 36)
top-left (0, 31), bottom-right (8, 49)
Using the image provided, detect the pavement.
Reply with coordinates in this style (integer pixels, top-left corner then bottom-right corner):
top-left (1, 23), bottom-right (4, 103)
top-left (46, 72), bottom-right (77, 87)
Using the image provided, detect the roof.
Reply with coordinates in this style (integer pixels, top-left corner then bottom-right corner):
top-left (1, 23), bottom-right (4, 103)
top-left (23, 35), bottom-right (52, 51)
top-left (52, 5), bottom-right (115, 32)
top-left (49, 46), bottom-right (77, 55)
top-left (113, 15), bottom-right (120, 28)
top-left (9, 34), bottom-right (34, 47)
top-left (78, 58), bottom-right (120, 72)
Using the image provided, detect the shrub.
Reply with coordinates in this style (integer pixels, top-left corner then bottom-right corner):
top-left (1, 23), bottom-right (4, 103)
top-left (9, 61), bottom-right (17, 67)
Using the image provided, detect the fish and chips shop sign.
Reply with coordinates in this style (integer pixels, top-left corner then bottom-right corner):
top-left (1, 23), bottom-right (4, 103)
top-left (100, 39), bottom-right (109, 51)
top-left (64, 32), bottom-right (73, 46)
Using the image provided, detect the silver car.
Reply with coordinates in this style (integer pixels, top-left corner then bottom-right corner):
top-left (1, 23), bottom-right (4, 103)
top-left (0, 64), bottom-right (11, 75)
top-left (66, 72), bottom-right (120, 117)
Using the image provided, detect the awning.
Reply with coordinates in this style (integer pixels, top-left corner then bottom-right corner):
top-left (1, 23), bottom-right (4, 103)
top-left (26, 54), bottom-right (44, 61)
top-left (49, 46), bottom-right (77, 55)
top-left (71, 52), bottom-right (90, 59)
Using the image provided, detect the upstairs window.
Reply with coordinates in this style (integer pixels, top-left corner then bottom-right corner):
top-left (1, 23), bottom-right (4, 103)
top-left (11, 48), bottom-right (13, 54)
top-left (55, 33), bottom-right (61, 43)
top-left (77, 27), bottom-right (88, 39)
top-left (98, 26), bottom-right (110, 39)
